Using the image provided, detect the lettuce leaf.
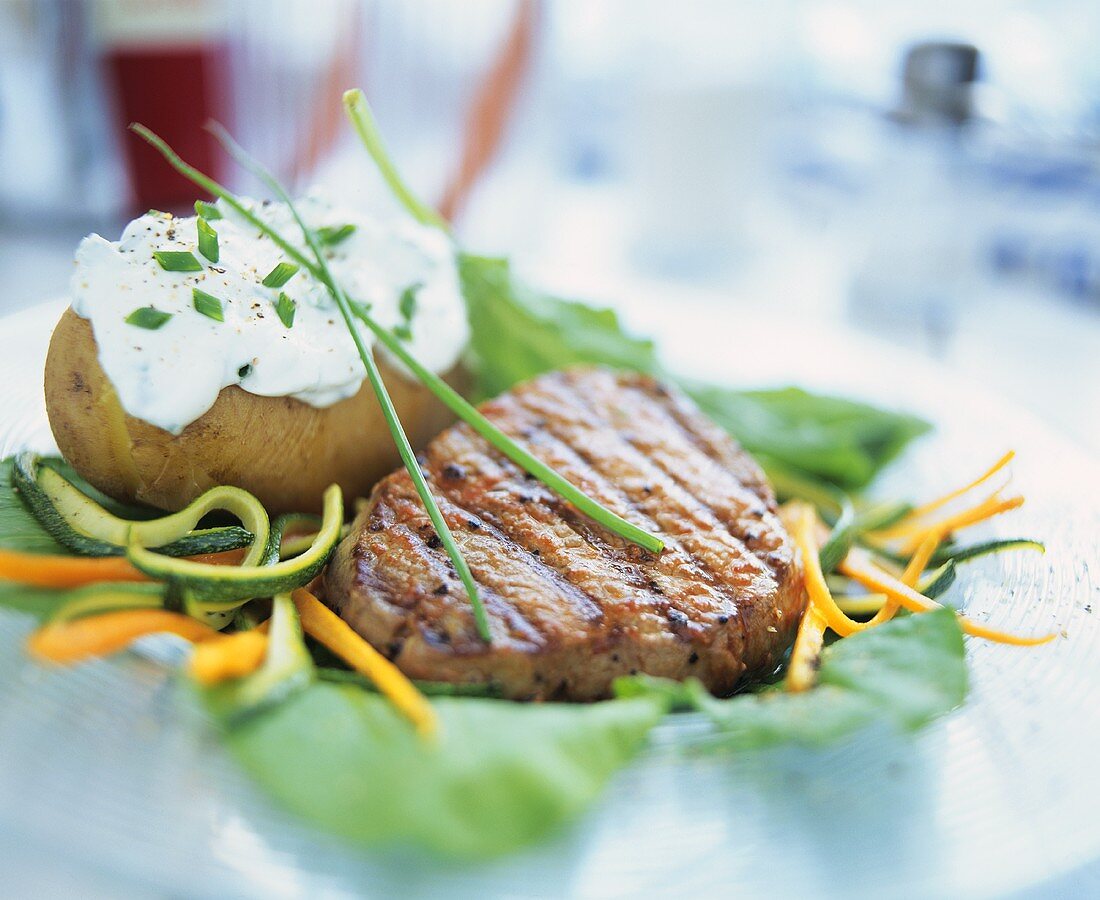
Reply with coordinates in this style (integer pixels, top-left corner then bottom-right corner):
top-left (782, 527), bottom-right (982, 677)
top-left (617, 607), bottom-right (967, 750)
top-left (685, 384), bottom-right (931, 491)
top-left (0, 458), bottom-right (65, 554)
top-left (460, 254), bottom-right (659, 400)
top-left (214, 610), bottom-right (963, 859)
top-left (458, 254), bottom-right (929, 490)
top-left (0, 455), bottom-right (158, 558)
top-left (215, 688), bottom-right (666, 858)
top-left (0, 582), bottom-right (75, 621)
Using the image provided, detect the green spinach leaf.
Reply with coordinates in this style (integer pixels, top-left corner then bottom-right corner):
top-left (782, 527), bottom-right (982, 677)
top-left (0, 582), bottom-right (78, 621)
top-left (457, 255), bottom-right (929, 490)
top-left (216, 687), bottom-right (666, 858)
top-left (685, 384), bottom-right (930, 491)
top-left (459, 254), bottom-right (659, 401)
top-left (617, 607), bottom-right (966, 750)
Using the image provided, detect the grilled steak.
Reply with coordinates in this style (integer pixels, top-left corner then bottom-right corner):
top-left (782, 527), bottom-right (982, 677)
top-left (324, 368), bottom-right (804, 700)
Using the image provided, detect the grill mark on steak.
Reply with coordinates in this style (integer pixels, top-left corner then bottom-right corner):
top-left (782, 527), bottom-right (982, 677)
top-left (325, 368), bottom-right (804, 700)
top-left (504, 378), bottom-right (775, 597)
top-left (659, 386), bottom-right (774, 506)
top-left (479, 404), bottom-right (742, 636)
top-left (383, 476), bottom-right (596, 651)
top-left (578, 371), bottom-right (793, 571)
top-left (422, 426), bottom-right (672, 619)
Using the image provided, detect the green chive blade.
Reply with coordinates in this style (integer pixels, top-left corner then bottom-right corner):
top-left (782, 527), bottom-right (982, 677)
top-left (349, 301), bottom-right (667, 555)
top-left (275, 292), bottom-right (296, 328)
top-left (342, 89), bottom-right (451, 232)
top-left (131, 124), bottom-right (315, 278)
top-left (144, 121), bottom-right (657, 640)
top-left (125, 307), bottom-right (173, 330)
top-left (196, 217), bottom-right (219, 263)
top-left (205, 121), bottom-right (492, 641)
top-left (154, 250), bottom-right (202, 272)
top-left (315, 224), bottom-right (356, 246)
top-left (192, 288), bottom-right (224, 322)
top-left (394, 283), bottom-right (420, 341)
top-left (194, 199), bottom-right (223, 220)
top-left (262, 261), bottom-right (299, 288)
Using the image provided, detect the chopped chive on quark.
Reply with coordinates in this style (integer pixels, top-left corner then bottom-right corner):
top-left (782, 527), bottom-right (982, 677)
top-left (238, 363), bottom-right (252, 379)
top-left (399, 282), bottom-right (420, 320)
top-left (315, 223), bottom-right (356, 246)
top-left (275, 292), bottom-right (296, 328)
top-left (262, 261), bottom-right (299, 288)
top-left (194, 199), bottom-right (222, 220)
top-left (125, 307), bottom-right (173, 330)
top-left (196, 218), bottom-right (219, 263)
top-left (153, 250), bottom-right (203, 272)
top-left (192, 288), bottom-right (224, 322)
top-left (394, 282), bottom-right (420, 341)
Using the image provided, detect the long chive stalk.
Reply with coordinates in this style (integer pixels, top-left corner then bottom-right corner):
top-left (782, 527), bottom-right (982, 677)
top-left (130, 124), bottom-right (664, 554)
top-left (131, 121), bottom-right (666, 633)
top-left (208, 123), bottom-right (494, 642)
top-left (132, 123), bottom-right (490, 642)
top-left (350, 303), bottom-right (664, 552)
top-left (342, 89), bottom-right (451, 232)
top-left (131, 125), bottom-right (317, 274)
top-left (339, 92), bottom-right (667, 553)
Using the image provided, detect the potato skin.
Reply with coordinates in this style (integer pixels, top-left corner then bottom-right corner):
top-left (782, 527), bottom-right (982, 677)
top-left (45, 307), bottom-right (461, 514)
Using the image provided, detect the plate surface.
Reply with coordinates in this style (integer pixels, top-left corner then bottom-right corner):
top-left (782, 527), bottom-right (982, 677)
top-left (1, 299), bottom-right (1098, 898)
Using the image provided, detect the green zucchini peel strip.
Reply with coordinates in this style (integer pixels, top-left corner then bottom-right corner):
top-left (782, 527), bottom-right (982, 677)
top-left (49, 582), bottom-right (166, 623)
top-left (126, 484), bottom-right (342, 609)
top-left (13, 453), bottom-right (261, 559)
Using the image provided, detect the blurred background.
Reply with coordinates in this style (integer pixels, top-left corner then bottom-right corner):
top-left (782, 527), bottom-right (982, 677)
top-left (2, 0), bottom-right (1099, 452)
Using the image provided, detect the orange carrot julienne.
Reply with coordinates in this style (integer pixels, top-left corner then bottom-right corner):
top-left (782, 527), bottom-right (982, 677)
top-left (27, 609), bottom-right (220, 665)
top-left (901, 531), bottom-right (943, 587)
top-left (0, 549), bottom-right (151, 588)
top-left (786, 504), bottom-right (860, 693)
top-left (0, 547), bottom-right (246, 589)
top-left (291, 588), bottom-right (439, 739)
top-left (864, 529), bottom-right (947, 628)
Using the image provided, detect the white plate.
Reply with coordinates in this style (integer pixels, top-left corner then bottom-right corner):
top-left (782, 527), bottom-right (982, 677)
top-left (1, 300), bottom-right (1098, 898)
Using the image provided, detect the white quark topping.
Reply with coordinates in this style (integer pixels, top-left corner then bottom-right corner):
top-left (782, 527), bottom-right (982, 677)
top-left (70, 196), bottom-right (470, 434)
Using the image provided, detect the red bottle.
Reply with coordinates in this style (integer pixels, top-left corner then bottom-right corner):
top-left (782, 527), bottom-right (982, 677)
top-left (96, 0), bottom-right (232, 214)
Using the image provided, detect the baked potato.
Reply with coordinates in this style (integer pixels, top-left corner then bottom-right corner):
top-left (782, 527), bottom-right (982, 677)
top-left (45, 307), bottom-right (461, 515)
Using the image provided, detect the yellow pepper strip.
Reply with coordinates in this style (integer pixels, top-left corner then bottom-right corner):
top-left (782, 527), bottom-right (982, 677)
top-left (901, 531), bottom-right (943, 586)
top-left (835, 594), bottom-right (888, 616)
top-left (864, 529), bottom-right (947, 627)
top-left (839, 548), bottom-right (1056, 646)
top-left (786, 503), bottom-right (870, 692)
top-left (896, 494), bottom-right (1024, 553)
top-left (291, 589), bottom-right (438, 739)
top-left (785, 605), bottom-right (827, 692)
top-left (876, 450), bottom-right (1015, 539)
top-left (27, 609), bottom-right (220, 664)
top-left (793, 504), bottom-right (874, 638)
top-left (189, 630), bottom-right (269, 686)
